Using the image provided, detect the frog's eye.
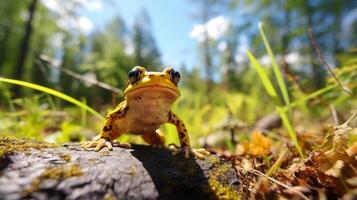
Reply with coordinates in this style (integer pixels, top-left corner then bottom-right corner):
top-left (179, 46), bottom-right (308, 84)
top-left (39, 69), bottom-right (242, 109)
top-left (128, 68), bottom-right (141, 84)
top-left (169, 69), bottom-right (180, 85)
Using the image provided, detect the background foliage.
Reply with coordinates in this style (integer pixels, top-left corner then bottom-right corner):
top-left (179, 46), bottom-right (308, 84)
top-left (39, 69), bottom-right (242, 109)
top-left (0, 0), bottom-right (356, 147)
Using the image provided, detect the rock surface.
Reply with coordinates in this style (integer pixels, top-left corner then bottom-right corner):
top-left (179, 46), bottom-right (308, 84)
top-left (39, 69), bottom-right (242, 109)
top-left (0, 140), bottom-right (240, 200)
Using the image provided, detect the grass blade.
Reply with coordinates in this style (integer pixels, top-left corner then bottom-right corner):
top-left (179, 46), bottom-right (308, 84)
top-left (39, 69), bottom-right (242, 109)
top-left (0, 77), bottom-right (104, 120)
top-left (284, 85), bottom-right (337, 111)
top-left (259, 23), bottom-right (291, 110)
top-left (247, 51), bottom-right (279, 102)
top-left (247, 50), bottom-right (304, 157)
top-left (277, 107), bottom-right (304, 156)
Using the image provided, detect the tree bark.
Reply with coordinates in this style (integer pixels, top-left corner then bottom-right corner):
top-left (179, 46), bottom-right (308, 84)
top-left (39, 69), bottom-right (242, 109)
top-left (13, 0), bottom-right (38, 96)
top-left (0, 139), bottom-right (241, 200)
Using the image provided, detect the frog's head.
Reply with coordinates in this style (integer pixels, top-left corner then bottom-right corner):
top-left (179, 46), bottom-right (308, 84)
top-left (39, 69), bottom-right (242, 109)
top-left (123, 66), bottom-right (181, 101)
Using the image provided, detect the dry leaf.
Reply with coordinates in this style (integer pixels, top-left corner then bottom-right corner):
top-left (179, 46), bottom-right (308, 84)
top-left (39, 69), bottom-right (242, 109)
top-left (325, 160), bottom-right (344, 177)
top-left (346, 141), bottom-right (357, 157)
top-left (325, 112), bottom-right (356, 155)
top-left (347, 176), bottom-right (357, 186)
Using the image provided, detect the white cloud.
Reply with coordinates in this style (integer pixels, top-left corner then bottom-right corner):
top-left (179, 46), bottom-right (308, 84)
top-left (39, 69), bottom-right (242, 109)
top-left (57, 16), bottom-right (94, 35)
top-left (285, 52), bottom-right (300, 65)
top-left (41, 0), bottom-right (97, 35)
top-left (84, 0), bottom-right (103, 11)
top-left (124, 44), bottom-right (134, 56)
top-left (218, 41), bottom-right (228, 51)
top-left (41, 0), bottom-right (60, 11)
top-left (234, 54), bottom-right (245, 64)
top-left (77, 16), bottom-right (94, 35)
top-left (189, 16), bottom-right (231, 42)
top-left (50, 33), bottom-right (65, 49)
top-left (41, 0), bottom-right (103, 13)
top-left (259, 55), bottom-right (271, 66)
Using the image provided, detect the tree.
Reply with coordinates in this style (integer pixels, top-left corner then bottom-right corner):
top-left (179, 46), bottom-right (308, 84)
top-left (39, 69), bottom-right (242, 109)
top-left (13, 0), bottom-right (39, 96)
top-left (189, 0), bottom-right (228, 91)
top-left (132, 9), bottom-right (161, 69)
top-left (0, 1), bottom-right (27, 75)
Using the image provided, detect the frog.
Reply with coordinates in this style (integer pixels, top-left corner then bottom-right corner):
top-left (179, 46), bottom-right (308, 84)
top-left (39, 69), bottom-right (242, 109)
top-left (81, 66), bottom-right (210, 158)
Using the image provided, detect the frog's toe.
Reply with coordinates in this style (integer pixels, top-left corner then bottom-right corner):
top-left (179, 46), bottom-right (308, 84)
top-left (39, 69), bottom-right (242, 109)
top-left (191, 148), bottom-right (210, 159)
top-left (94, 139), bottom-right (114, 151)
top-left (81, 138), bottom-right (114, 151)
top-left (169, 144), bottom-right (210, 159)
top-left (112, 141), bottom-right (131, 148)
top-left (81, 141), bottom-right (97, 149)
top-left (170, 146), bottom-right (190, 158)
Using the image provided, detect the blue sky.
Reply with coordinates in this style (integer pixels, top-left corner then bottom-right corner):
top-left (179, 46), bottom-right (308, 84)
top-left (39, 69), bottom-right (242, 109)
top-left (81, 0), bottom-right (199, 68)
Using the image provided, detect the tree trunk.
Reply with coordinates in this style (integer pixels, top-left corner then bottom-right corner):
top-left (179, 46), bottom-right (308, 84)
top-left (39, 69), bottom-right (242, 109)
top-left (0, 137), bottom-right (241, 200)
top-left (13, 0), bottom-right (38, 96)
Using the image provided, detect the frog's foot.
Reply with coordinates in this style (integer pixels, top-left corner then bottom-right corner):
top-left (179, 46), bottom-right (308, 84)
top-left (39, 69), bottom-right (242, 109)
top-left (81, 137), bottom-right (114, 152)
top-left (169, 144), bottom-right (210, 159)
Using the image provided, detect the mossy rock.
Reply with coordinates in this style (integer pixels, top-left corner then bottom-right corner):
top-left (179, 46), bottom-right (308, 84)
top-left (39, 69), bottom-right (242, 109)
top-left (0, 136), bottom-right (241, 200)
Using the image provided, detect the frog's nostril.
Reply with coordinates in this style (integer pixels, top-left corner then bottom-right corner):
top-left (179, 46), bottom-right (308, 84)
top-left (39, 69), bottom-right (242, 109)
top-left (148, 74), bottom-right (154, 78)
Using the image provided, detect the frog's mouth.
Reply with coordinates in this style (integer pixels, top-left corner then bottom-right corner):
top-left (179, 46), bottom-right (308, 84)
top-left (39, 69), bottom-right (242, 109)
top-left (124, 85), bottom-right (180, 99)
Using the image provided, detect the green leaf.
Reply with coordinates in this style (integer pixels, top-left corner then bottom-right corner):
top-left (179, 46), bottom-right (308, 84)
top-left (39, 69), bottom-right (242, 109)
top-left (0, 77), bottom-right (104, 120)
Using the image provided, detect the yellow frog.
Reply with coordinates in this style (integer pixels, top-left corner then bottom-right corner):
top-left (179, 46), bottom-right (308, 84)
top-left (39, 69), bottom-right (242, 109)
top-left (81, 66), bottom-right (209, 158)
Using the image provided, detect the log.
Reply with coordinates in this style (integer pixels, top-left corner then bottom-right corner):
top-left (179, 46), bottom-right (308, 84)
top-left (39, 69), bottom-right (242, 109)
top-left (0, 137), bottom-right (240, 200)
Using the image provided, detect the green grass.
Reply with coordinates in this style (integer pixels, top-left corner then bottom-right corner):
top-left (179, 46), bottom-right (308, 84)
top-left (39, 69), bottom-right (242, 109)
top-left (0, 77), bottom-right (103, 120)
top-left (247, 23), bottom-right (304, 157)
top-left (259, 23), bottom-right (291, 111)
top-left (247, 51), bottom-right (304, 156)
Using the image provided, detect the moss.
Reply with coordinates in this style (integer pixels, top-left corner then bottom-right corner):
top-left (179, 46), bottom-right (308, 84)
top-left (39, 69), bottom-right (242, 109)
top-left (208, 156), bottom-right (220, 165)
top-left (0, 135), bottom-right (59, 158)
top-left (26, 164), bottom-right (83, 193)
top-left (59, 153), bottom-right (71, 162)
top-left (100, 151), bottom-right (110, 156)
top-left (39, 164), bottom-right (82, 179)
top-left (207, 164), bottom-right (240, 200)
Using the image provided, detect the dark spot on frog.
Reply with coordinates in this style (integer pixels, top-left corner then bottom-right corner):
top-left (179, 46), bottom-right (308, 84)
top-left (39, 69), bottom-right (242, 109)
top-left (103, 125), bottom-right (112, 132)
top-left (160, 74), bottom-right (164, 77)
top-left (179, 131), bottom-right (185, 138)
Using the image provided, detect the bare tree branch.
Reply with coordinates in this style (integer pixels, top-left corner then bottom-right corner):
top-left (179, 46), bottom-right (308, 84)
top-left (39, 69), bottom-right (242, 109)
top-left (307, 28), bottom-right (353, 97)
top-left (38, 55), bottom-right (123, 95)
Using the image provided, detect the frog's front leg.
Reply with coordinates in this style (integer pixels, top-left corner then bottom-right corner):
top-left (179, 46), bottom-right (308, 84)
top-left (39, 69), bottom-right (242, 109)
top-left (81, 102), bottom-right (130, 151)
top-left (167, 111), bottom-right (210, 159)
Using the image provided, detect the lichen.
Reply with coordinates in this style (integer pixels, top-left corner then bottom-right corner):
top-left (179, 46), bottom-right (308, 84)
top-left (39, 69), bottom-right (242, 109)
top-left (207, 164), bottom-right (240, 200)
top-left (26, 164), bottom-right (83, 193)
top-left (58, 153), bottom-right (71, 162)
top-left (0, 135), bottom-right (59, 158)
top-left (208, 156), bottom-right (220, 165)
top-left (100, 151), bottom-right (110, 156)
top-left (38, 164), bottom-right (83, 179)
